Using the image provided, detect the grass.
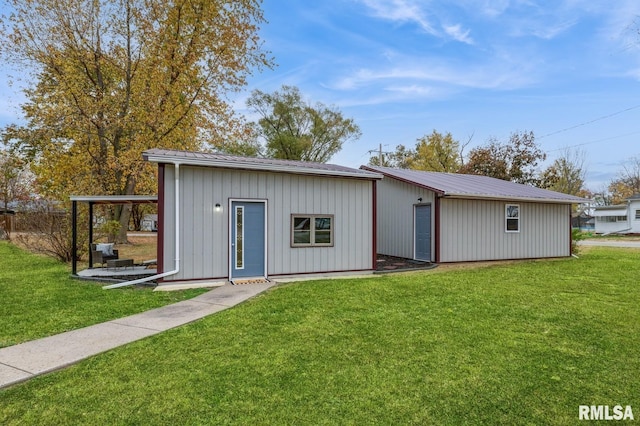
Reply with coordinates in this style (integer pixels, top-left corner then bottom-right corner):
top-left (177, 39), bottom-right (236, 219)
top-left (114, 234), bottom-right (158, 263)
top-left (0, 241), bottom-right (207, 348)
top-left (1, 246), bottom-right (639, 424)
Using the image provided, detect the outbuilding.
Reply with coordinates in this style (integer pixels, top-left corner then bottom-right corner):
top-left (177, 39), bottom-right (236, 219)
top-left (144, 149), bottom-right (382, 285)
top-left (593, 194), bottom-right (640, 234)
top-left (361, 166), bottom-right (586, 263)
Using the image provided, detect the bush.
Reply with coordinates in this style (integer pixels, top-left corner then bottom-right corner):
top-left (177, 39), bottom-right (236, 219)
top-left (13, 200), bottom-right (88, 262)
top-left (571, 228), bottom-right (586, 255)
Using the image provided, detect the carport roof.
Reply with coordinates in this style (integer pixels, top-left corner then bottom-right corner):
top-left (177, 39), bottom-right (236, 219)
top-left (69, 195), bottom-right (158, 205)
top-left (361, 166), bottom-right (588, 204)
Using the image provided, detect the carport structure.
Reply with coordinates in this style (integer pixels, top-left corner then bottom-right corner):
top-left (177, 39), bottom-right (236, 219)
top-left (70, 195), bottom-right (157, 276)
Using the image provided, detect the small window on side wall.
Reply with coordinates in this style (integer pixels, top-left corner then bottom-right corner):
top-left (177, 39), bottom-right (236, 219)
top-left (505, 204), bottom-right (520, 233)
top-left (291, 214), bottom-right (334, 247)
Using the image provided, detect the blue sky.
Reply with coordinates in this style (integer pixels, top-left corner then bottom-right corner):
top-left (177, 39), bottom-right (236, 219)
top-left (1, 1), bottom-right (640, 191)
top-left (236, 0), bottom-right (640, 191)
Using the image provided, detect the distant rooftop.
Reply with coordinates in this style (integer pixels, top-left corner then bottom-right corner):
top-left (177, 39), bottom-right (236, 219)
top-left (361, 166), bottom-right (588, 204)
top-left (144, 149), bottom-right (383, 180)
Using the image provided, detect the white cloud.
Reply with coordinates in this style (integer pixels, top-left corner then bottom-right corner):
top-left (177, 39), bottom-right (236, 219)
top-left (331, 54), bottom-right (536, 93)
top-left (530, 19), bottom-right (577, 39)
top-left (384, 84), bottom-right (434, 96)
top-left (359, 0), bottom-right (438, 35)
top-left (443, 24), bottom-right (474, 44)
top-left (358, 0), bottom-right (474, 44)
top-left (479, 0), bottom-right (511, 17)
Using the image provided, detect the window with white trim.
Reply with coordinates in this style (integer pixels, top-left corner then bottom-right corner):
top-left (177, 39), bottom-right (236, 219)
top-left (635, 210), bottom-right (640, 220)
top-left (597, 216), bottom-right (627, 222)
top-left (291, 215), bottom-right (334, 247)
top-left (505, 204), bottom-right (520, 232)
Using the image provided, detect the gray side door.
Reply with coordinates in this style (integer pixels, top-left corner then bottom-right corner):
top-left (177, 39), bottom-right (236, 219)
top-left (231, 201), bottom-right (266, 279)
top-left (415, 204), bottom-right (431, 261)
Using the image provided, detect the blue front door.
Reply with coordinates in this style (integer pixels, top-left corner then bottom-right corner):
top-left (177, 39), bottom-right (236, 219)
top-left (415, 204), bottom-right (431, 261)
top-left (231, 201), bottom-right (266, 279)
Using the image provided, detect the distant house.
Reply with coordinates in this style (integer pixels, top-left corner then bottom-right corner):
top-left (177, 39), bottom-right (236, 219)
top-left (361, 166), bottom-right (587, 263)
top-left (141, 214), bottom-right (158, 232)
top-left (143, 149), bottom-right (382, 285)
top-left (593, 194), bottom-right (640, 234)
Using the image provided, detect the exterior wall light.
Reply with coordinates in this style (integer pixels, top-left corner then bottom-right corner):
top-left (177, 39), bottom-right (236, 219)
top-left (418, 197), bottom-right (422, 203)
top-left (215, 203), bottom-right (221, 212)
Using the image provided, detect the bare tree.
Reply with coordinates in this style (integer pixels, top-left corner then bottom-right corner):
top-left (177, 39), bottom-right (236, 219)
top-left (540, 147), bottom-right (587, 196)
top-left (608, 155), bottom-right (640, 204)
top-left (13, 200), bottom-right (87, 262)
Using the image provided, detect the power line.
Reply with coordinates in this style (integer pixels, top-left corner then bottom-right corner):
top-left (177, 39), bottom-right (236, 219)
top-left (539, 104), bottom-right (640, 139)
top-left (546, 130), bottom-right (640, 153)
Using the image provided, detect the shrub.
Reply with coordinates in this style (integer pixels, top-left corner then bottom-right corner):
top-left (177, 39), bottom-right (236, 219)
top-left (571, 228), bottom-right (585, 255)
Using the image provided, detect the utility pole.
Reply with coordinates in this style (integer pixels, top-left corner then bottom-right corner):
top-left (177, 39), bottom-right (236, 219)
top-left (367, 143), bottom-right (392, 166)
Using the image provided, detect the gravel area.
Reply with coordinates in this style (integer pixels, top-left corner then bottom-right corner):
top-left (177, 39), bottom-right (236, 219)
top-left (375, 254), bottom-right (435, 272)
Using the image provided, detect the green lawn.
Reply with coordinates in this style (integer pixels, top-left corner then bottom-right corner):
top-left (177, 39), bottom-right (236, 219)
top-left (1, 247), bottom-right (639, 425)
top-left (0, 241), bottom-right (207, 348)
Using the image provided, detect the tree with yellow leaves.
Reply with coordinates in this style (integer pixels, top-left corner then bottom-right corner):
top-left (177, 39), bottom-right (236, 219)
top-left (1, 0), bottom-right (272, 241)
top-left (410, 130), bottom-right (461, 172)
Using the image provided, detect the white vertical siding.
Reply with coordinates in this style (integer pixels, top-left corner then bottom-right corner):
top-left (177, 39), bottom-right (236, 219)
top-left (375, 177), bottom-right (435, 260)
top-left (631, 200), bottom-right (640, 233)
top-left (593, 204), bottom-right (637, 234)
top-left (162, 165), bottom-right (374, 281)
top-left (439, 199), bottom-right (571, 262)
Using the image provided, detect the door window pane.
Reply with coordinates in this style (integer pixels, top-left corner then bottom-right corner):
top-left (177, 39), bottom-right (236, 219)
top-left (235, 206), bottom-right (244, 268)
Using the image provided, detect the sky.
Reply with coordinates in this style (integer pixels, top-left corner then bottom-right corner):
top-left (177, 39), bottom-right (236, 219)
top-left (1, 1), bottom-right (640, 191)
top-left (234, 0), bottom-right (640, 191)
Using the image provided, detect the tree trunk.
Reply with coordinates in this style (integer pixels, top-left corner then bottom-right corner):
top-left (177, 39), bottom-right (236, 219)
top-left (116, 204), bottom-right (132, 243)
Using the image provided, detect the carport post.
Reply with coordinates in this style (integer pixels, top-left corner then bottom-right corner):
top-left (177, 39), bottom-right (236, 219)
top-left (72, 200), bottom-right (77, 275)
top-left (88, 202), bottom-right (94, 268)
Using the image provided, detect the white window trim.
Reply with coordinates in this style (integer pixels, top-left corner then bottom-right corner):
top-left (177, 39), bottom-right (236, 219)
top-left (505, 204), bottom-right (520, 233)
top-left (291, 214), bottom-right (335, 247)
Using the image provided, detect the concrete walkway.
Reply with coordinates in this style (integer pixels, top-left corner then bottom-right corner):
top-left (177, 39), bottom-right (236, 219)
top-left (579, 240), bottom-right (640, 248)
top-left (0, 282), bottom-right (275, 390)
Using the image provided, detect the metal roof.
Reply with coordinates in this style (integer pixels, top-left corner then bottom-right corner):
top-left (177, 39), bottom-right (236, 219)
top-left (593, 204), bottom-right (626, 210)
top-left (143, 149), bottom-right (383, 180)
top-left (361, 165), bottom-right (588, 204)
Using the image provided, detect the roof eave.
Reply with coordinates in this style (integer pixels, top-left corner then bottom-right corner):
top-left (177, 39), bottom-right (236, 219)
top-left (359, 165), bottom-right (445, 194)
top-left (145, 153), bottom-right (383, 180)
top-left (442, 193), bottom-right (588, 204)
